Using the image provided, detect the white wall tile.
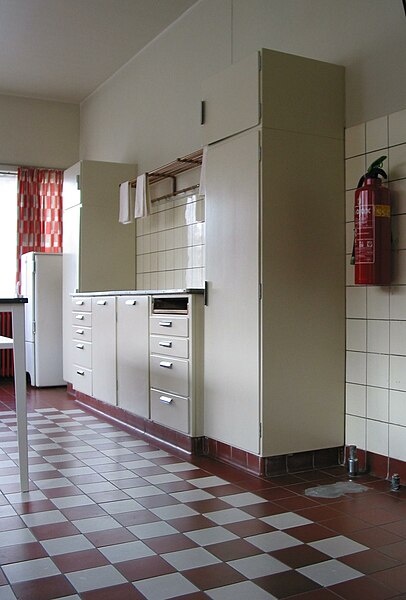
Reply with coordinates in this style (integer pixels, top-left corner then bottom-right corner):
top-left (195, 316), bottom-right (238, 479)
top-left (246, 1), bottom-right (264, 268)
top-left (346, 190), bottom-right (355, 223)
top-left (345, 222), bottom-right (354, 254)
top-left (367, 386), bottom-right (389, 422)
top-left (390, 179), bottom-right (406, 216)
top-left (392, 215), bottom-right (406, 250)
top-left (346, 383), bottom-right (366, 417)
top-left (346, 286), bottom-right (367, 318)
top-left (367, 419), bottom-right (388, 456)
top-left (345, 415), bottom-right (366, 450)
top-left (346, 320), bottom-right (366, 352)
top-left (367, 320), bottom-right (389, 354)
top-left (345, 155), bottom-right (365, 190)
top-left (390, 321), bottom-right (406, 356)
top-left (366, 286), bottom-right (390, 319)
top-left (389, 108), bottom-right (406, 147)
top-left (366, 116), bottom-right (388, 153)
top-left (345, 123), bottom-right (365, 158)
top-left (389, 424), bottom-right (406, 461)
top-left (346, 351), bottom-right (366, 385)
top-left (390, 286), bottom-right (406, 320)
top-left (390, 355), bottom-right (406, 391)
top-left (389, 390), bottom-right (406, 426)
top-left (366, 353), bottom-right (389, 388)
top-left (389, 143), bottom-right (406, 181)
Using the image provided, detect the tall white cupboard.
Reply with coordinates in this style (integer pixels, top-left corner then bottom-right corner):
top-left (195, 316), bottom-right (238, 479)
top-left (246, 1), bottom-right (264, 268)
top-left (62, 160), bottom-right (136, 383)
top-left (203, 49), bottom-right (345, 458)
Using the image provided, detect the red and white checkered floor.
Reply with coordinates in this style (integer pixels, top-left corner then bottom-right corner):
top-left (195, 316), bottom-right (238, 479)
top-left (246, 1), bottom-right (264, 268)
top-left (0, 382), bottom-right (405, 599)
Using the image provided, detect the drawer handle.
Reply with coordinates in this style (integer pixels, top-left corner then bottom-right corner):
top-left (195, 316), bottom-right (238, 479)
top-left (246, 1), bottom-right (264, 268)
top-left (159, 321), bottom-right (172, 327)
top-left (75, 329), bottom-right (84, 335)
top-left (159, 341), bottom-right (172, 348)
top-left (75, 300), bottom-right (84, 305)
top-left (159, 361), bottom-right (173, 369)
top-left (125, 300), bottom-right (136, 305)
top-left (159, 395), bottom-right (173, 404)
top-left (76, 370), bottom-right (85, 376)
top-left (76, 344), bottom-right (84, 349)
top-left (97, 300), bottom-right (107, 305)
top-left (75, 315), bottom-right (84, 320)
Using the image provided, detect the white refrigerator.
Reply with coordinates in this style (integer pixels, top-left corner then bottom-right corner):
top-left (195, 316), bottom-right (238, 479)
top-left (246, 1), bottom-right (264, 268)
top-left (21, 252), bottom-right (64, 387)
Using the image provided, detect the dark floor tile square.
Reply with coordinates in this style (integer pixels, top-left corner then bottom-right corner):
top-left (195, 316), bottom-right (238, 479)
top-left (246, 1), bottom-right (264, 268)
top-left (223, 519), bottom-right (275, 537)
top-left (116, 554), bottom-right (176, 581)
top-left (320, 515), bottom-right (372, 534)
top-left (0, 541), bottom-right (47, 565)
top-left (82, 582), bottom-right (145, 599)
top-left (61, 504), bottom-right (107, 520)
top-left (208, 538), bottom-right (262, 561)
top-left (254, 570), bottom-right (320, 597)
top-left (349, 526), bottom-right (404, 548)
top-left (287, 523), bottom-right (337, 543)
top-left (185, 498), bottom-right (230, 513)
top-left (30, 521), bottom-right (80, 540)
top-left (168, 515), bottom-right (217, 533)
top-left (275, 495), bottom-right (320, 511)
top-left (329, 574), bottom-right (397, 600)
top-left (371, 564), bottom-right (406, 593)
top-left (42, 486), bottom-right (83, 499)
top-left (85, 527), bottom-right (137, 547)
top-left (184, 562), bottom-right (246, 590)
top-left (145, 533), bottom-right (198, 554)
top-left (340, 548), bottom-right (401, 574)
top-left (271, 544), bottom-right (330, 569)
top-left (12, 500), bottom-right (56, 515)
top-left (242, 502), bottom-right (286, 517)
top-left (53, 548), bottom-right (109, 573)
top-left (380, 540), bottom-right (406, 562)
top-left (11, 574), bottom-right (76, 600)
top-left (156, 481), bottom-right (197, 493)
top-left (114, 509), bottom-right (160, 527)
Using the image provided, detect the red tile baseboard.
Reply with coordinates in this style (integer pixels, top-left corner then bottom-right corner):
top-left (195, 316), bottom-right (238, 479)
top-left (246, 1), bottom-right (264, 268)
top-left (344, 446), bottom-right (405, 484)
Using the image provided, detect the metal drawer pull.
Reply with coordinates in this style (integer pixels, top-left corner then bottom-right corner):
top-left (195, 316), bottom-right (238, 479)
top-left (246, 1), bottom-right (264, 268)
top-left (125, 300), bottom-right (136, 305)
top-left (97, 300), bottom-right (107, 305)
top-left (159, 361), bottom-right (173, 369)
top-left (76, 370), bottom-right (85, 376)
top-left (159, 321), bottom-right (172, 327)
top-left (159, 341), bottom-right (172, 348)
top-left (75, 315), bottom-right (84, 320)
top-left (159, 395), bottom-right (173, 404)
top-left (75, 300), bottom-right (84, 305)
top-left (76, 344), bottom-right (84, 349)
top-left (76, 329), bottom-right (84, 335)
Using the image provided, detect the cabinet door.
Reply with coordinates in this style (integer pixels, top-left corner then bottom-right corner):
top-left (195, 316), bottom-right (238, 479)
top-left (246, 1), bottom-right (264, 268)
top-left (92, 297), bottom-right (117, 405)
top-left (204, 129), bottom-right (260, 454)
top-left (201, 51), bottom-right (260, 146)
top-left (117, 296), bottom-right (149, 417)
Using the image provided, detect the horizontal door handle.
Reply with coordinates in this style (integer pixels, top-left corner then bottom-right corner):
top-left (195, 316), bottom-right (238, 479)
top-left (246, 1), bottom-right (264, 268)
top-left (75, 300), bottom-right (84, 305)
top-left (75, 344), bottom-right (84, 349)
top-left (159, 361), bottom-right (173, 369)
top-left (75, 329), bottom-right (84, 335)
top-left (125, 300), bottom-right (136, 305)
top-left (75, 315), bottom-right (84, 320)
top-left (159, 395), bottom-right (173, 404)
top-left (76, 370), bottom-right (85, 376)
top-left (159, 341), bottom-right (172, 348)
top-left (159, 321), bottom-right (172, 327)
top-left (96, 300), bottom-right (107, 305)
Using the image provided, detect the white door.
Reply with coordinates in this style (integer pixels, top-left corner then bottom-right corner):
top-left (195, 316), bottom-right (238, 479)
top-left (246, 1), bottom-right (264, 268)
top-left (92, 296), bottom-right (117, 406)
top-left (117, 296), bottom-right (149, 417)
top-left (201, 51), bottom-right (260, 146)
top-left (204, 128), bottom-right (260, 454)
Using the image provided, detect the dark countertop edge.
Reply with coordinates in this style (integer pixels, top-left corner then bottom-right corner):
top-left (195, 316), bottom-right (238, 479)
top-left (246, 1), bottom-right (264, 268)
top-left (0, 297), bottom-right (28, 304)
top-left (70, 288), bottom-right (204, 297)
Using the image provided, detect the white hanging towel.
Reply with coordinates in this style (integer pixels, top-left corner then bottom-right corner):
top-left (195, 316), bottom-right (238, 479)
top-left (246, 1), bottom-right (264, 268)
top-left (199, 146), bottom-right (208, 197)
top-left (134, 173), bottom-right (151, 219)
top-left (118, 181), bottom-right (132, 224)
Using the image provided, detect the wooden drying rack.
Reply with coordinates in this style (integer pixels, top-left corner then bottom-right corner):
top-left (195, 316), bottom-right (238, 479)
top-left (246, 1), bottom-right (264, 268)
top-left (130, 148), bottom-right (203, 203)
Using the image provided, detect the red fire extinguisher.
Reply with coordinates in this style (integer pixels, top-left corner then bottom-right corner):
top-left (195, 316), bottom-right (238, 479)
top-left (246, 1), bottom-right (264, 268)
top-left (352, 156), bottom-right (391, 285)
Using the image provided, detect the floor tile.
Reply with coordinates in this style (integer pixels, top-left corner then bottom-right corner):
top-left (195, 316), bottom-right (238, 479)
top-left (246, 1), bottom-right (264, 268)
top-left (115, 554), bottom-right (176, 581)
top-left (72, 515), bottom-right (121, 533)
top-left (134, 572), bottom-right (199, 600)
top-left (246, 530), bottom-right (302, 552)
top-left (204, 508), bottom-right (255, 525)
top-left (206, 580), bottom-right (277, 599)
top-left (2, 556), bottom-right (60, 583)
top-left (53, 548), bottom-right (109, 573)
top-left (298, 559), bottom-right (363, 586)
top-left (228, 553), bottom-right (290, 579)
top-left (66, 564), bottom-right (127, 592)
top-left (99, 540), bottom-right (156, 563)
top-left (40, 533), bottom-right (94, 556)
top-left (254, 569), bottom-right (321, 597)
top-left (161, 546), bottom-right (221, 571)
top-left (184, 562), bottom-right (245, 590)
top-left (309, 535), bottom-right (369, 557)
top-left (10, 574), bottom-right (76, 600)
top-left (260, 511), bottom-right (313, 530)
top-left (185, 526), bottom-right (239, 547)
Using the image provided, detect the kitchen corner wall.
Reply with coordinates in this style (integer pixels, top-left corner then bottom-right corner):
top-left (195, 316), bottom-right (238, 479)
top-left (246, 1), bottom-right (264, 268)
top-left (135, 169), bottom-right (205, 290)
top-left (345, 108), bottom-right (406, 472)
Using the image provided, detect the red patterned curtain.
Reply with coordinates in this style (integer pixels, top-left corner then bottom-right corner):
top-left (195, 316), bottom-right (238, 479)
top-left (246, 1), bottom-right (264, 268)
top-left (0, 168), bottom-right (63, 378)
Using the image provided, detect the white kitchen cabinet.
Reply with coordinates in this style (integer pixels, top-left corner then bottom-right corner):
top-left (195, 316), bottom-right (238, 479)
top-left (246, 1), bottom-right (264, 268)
top-left (62, 160), bottom-right (136, 383)
top-left (116, 295), bottom-right (149, 417)
top-left (203, 49), bottom-right (345, 459)
top-left (91, 296), bottom-right (117, 406)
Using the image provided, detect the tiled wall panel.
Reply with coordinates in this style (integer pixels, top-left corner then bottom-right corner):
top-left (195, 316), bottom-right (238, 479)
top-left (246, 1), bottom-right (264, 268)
top-left (345, 108), bottom-right (406, 466)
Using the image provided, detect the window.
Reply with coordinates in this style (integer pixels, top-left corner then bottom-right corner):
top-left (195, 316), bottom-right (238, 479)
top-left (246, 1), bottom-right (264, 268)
top-left (0, 173), bottom-right (17, 297)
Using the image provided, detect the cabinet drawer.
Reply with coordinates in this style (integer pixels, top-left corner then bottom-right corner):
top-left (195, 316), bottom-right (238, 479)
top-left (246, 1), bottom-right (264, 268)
top-left (150, 389), bottom-right (189, 434)
top-left (72, 311), bottom-right (92, 327)
top-left (150, 355), bottom-right (189, 397)
top-left (71, 340), bottom-right (92, 369)
top-left (72, 297), bottom-right (92, 312)
top-left (72, 325), bottom-right (92, 342)
top-left (150, 316), bottom-right (188, 337)
top-left (150, 336), bottom-right (189, 359)
top-left (72, 365), bottom-right (92, 396)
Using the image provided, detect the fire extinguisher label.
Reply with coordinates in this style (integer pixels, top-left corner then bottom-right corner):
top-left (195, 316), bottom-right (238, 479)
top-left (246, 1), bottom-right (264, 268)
top-left (375, 204), bottom-right (391, 218)
top-left (355, 202), bottom-right (374, 264)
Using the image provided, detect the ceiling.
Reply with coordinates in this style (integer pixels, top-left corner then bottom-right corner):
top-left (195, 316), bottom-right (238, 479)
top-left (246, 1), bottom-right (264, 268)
top-left (0, 0), bottom-right (197, 103)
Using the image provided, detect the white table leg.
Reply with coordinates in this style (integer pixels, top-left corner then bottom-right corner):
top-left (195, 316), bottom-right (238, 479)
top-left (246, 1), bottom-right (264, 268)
top-left (11, 305), bottom-right (29, 492)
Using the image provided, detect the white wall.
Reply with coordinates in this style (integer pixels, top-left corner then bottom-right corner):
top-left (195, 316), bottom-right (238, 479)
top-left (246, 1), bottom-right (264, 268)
top-left (80, 0), bottom-right (406, 167)
top-left (0, 95), bottom-right (79, 169)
